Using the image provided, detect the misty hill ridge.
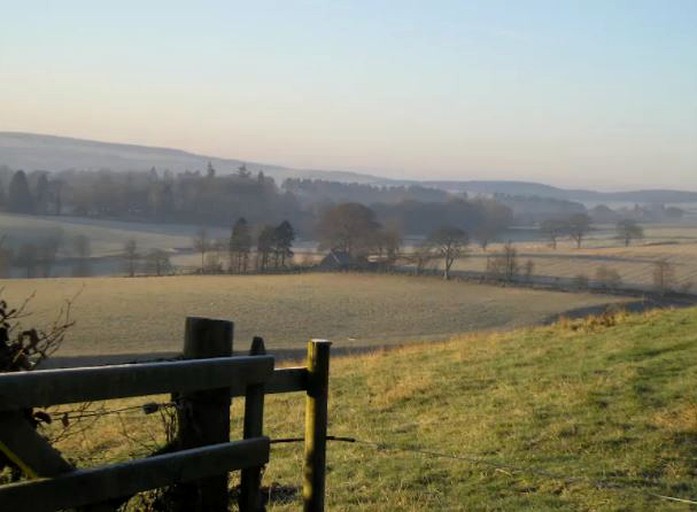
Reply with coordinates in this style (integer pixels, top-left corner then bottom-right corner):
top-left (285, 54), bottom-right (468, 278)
top-left (424, 180), bottom-right (697, 203)
top-left (2, 132), bottom-right (696, 203)
top-left (0, 132), bottom-right (384, 185)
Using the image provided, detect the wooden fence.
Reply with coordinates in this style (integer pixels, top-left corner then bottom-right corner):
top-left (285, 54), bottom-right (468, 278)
top-left (0, 316), bottom-right (332, 512)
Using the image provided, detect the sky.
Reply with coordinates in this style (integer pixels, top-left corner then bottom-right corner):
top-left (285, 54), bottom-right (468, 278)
top-left (1, 1), bottom-right (696, 190)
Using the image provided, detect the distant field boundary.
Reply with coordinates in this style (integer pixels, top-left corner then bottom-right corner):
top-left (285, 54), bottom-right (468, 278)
top-left (376, 264), bottom-right (697, 303)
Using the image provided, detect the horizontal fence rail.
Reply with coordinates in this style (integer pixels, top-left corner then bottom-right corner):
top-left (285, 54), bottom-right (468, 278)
top-left (0, 315), bottom-right (333, 512)
top-left (0, 438), bottom-right (270, 512)
top-left (0, 356), bottom-right (275, 410)
top-left (240, 366), bottom-right (308, 397)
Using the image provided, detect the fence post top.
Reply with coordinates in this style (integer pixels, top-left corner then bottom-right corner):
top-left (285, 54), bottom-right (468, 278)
top-left (185, 316), bottom-right (233, 326)
top-left (310, 339), bottom-right (332, 346)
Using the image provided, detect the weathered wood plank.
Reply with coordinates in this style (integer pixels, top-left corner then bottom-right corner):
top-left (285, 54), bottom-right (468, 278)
top-left (0, 412), bottom-right (73, 478)
top-left (239, 337), bottom-right (267, 511)
top-left (173, 317), bottom-right (233, 512)
top-left (303, 340), bottom-right (332, 512)
top-left (0, 438), bottom-right (270, 512)
top-left (233, 367), bottom-right (308, 397)
top-left (0, 356), bottom-right (274, 410)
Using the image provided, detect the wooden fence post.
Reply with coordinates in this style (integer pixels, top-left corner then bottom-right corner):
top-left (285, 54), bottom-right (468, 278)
top-left (238, 336), bottom-right (267, 511)
top-left (174, 317), bottom-right (233, 512)
top-left (302, 339), bottom-right (332, 512)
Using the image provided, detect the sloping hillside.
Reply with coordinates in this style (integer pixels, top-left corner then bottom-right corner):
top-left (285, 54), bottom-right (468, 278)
top-left (0, 132), bottom-right (383, 184)
top-left (261, 307), bottom-right (697, 510)
top-left (423, 179), bottom-right (697, 203)
top-left (50, 306), bottom-right (697, 510)
top-left (3, 132), bottom-right (697, 204)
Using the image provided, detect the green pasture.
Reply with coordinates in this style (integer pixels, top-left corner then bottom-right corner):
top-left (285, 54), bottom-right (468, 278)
top-left (41, 306), bottom-right (697, 511)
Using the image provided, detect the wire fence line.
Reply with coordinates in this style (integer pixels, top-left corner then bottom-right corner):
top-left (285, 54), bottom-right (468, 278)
top-left (45, 400), bottom-right (179, 427)
top-left (267, 434), bottom-right (697, 507)
top-left (37, 401), bottom-right (697, 507)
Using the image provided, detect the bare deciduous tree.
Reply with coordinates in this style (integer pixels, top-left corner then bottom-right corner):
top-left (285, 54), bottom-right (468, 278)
top-left (317, 203), bottom-right (382, 258)
top-left (540, 219), bottom-right (566, 249)
top-left (427, 226), bottom-right (469, 280)
top-left (487, 241), bottom-right (519, 282)
top-left (616, 219), bottom-right (644, 247)
top-left (228, 217), bottom-right (252, 274)
top-left (192, 228), bottom-right (209, 273)
top-left (145, 249), bottom-right (172, 276)
top-left (471, 198), bottom-right (512, 251)
top-left (256, 225), bottom-right (276, 272)
top-left (567, 214), bottom-right (592, 249)
top-left (122, 238), bottom-right (140, 277)
top-left (409, 242), bottom-right (435, 275)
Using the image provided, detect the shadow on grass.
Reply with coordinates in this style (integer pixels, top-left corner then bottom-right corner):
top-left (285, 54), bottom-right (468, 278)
top-left (544, 294), bottom-right (697, 325)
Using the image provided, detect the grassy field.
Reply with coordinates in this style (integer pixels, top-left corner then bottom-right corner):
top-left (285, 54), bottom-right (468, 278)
top-left (450, 225), bottom-right (697, 291)
top-left (0, 212), bottom-right (208, 257)
top-left (3, 210), bottom-right (697, 291)
top-left (42, 305), bottom-right (697, 510)
top-left (0, 273), bottom-right (625, 358)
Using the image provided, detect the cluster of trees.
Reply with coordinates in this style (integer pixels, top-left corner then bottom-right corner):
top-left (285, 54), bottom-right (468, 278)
top-left (486, 242), bottom-right (522, 282)
top-left (408, 229), bottom-right (530, 282)
top-left (190, 218), bottom-right (296, 274)
top-left (121, 240), bottom-right (173, 277)
top-left (310, 199), bottom-right (524, 280)
top-left (0, 168), bottom-right (63, 215)
top-left (540, 214), bottom-right (593, 249)
top-left (255, 220), bottom-right (295, 272)
top-left (0, 166), bottom-right (516, 248)
top-left (540, 215), bottom-right (645, 249)
top-left (494, 194), bottom-right (586, 225)
top-left (0, 165), bottom-right (305, 229)
top-left (589, 203), bottom-right (684, 224)
top-left (371, 197), bottom-right (512, 247)
top-left (314, 202), bottom-right (473, 279)
top-left (570, 258), bottom-right (691, 295)
top-left (496, 191), bottom-right (685, 227)
top-left (615, 219), bottom-right (644, 247)
top-left (0, 231), bottom-right (92, 278)
top-left (7, 162), bottom-right (669, 282)
top-left (283, 179), bottom-right (449, 205)
top-left (316, 203), bottom-right (399, 261)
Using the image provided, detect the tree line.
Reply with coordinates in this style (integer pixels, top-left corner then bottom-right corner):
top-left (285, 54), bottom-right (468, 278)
top-left (0, 162), bottom-right (667, 281)
top-left (0, 163), bottom-right (521, 252)
top-left (0, 164), bottom-right (683, 239)
top-left (187, 218), bottom-right (296, 274)
top-left (0, 232), bottom-right (92, 279)
top-left (540, 214), bottom-right (645, 249)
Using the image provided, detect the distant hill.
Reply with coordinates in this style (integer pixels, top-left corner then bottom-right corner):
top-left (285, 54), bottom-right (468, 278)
top-left (421, 180), bottom-right (697, 204)
top-left (422, 180), bottom-right (569, 198)
top-left (2, 132), bottom-right (696, 204)
top-left (0, 132), bottom-right (385, 184)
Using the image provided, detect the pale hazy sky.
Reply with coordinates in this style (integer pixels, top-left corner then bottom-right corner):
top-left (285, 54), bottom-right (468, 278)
top-left (1, 1), bottom-right (696, 189)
